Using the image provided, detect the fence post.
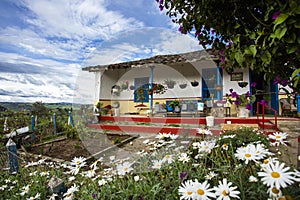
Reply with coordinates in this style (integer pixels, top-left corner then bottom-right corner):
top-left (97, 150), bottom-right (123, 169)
top-left (68, 111), bottom-right (74, 128)
top-left (53, 113), bottom-right (57, 135)
top-left (6, 139), bottom-right (19, 174)
top-left (31, 115), bottom-right (35, 141)
top-left (4, 116), bottom-right (8, 132)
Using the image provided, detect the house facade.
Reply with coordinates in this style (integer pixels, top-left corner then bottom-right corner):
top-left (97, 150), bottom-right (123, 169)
top-left (83, 49), bottom-right (282, 117)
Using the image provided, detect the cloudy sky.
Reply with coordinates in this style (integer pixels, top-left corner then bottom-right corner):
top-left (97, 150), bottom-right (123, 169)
top-left (0, 0), bottom-right (202, 103)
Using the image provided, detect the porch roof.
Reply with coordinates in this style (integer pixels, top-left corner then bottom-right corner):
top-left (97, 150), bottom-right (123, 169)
top-left (82, 49), bottom-right (220, 72)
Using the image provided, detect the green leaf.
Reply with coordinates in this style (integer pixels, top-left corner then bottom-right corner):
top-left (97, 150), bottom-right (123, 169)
top-left (249, 45), bottom-right (257, 57)
top-left (287, 44), bottom-right (298, 54)
top-left (285, 33), bottom-right (296, 43)
top-left (249, 32), bottom-right (256, 40)
top-left (274, 27), bottom-right (287, 39)
top-left (273, 13), bottom-right (289, 30)
top-left (235, 50), bottom-right (243, 66)
top-left (261, 50), bottom-right (271, 64)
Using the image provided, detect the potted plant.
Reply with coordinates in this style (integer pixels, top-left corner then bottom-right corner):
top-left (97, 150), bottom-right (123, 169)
top-left (169, 99), bottom-right (182, 113)
top-left (129, 85), bottom-right (135, 90)
top-left (111, 85), bottom-right (121, 96)
top-left (191, 80), bottom-right (199, 87)
top-left (149, 83), bottom-right (167, 95)
top-left (135, 86), bottom-right (147, 104)
top-left (179, 82), bottom-right (187, 89)
top-left (164, 79), bottom-right (176, 89)
top-left (121, 80), bottom-right (129, 90)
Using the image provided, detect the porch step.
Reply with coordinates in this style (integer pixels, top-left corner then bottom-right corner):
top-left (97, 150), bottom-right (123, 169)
top-left (258, 121), bottom-right (278, 131)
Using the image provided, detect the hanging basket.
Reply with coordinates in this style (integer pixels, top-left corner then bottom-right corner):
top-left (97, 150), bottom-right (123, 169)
top-left (179, 83), bottom-right (187, 89)
top-left (191, 81), bottom-right (199, 87)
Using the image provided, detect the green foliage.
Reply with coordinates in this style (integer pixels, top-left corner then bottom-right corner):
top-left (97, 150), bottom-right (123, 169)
top-left (158, 0), bottom-right (300, 94)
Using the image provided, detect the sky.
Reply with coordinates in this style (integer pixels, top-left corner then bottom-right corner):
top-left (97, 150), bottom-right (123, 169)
top-left (0, 0), bottom-right (202, 103)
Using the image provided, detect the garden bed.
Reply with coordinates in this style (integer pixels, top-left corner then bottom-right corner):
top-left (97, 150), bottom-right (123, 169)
top-left (26, 133), bottom-right (135, 161)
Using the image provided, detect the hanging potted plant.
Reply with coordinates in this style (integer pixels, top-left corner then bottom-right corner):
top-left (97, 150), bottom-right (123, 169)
top-left (164, 79), bottom-right (176, 89)
top-left (191, 80), bottom-right (199, 87)
top-left (111, 85), bottom-right (120, 96)
top-left (121, 80), bottom-right (129, 90)
top-left (179, 82), bottom-right (187, 89)
top-left (129, 85), bottom-right (135, 90)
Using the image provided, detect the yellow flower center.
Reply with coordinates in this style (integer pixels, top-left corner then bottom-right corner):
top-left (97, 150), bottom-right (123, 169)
top-left (271, 187), bottom-right (280, 194)
top-left (263, 160), bottom-right (269, 164)
top-left (197, 189), bottom-right (205, 195)
top-left (275, 135), bottom-right (281, 139)
top-left (245, 153), bottom-right (251, 158)
top-left (271, 171), bottom-right (280, 178)
top-left (187, 191), bottom-right (193, 196)
top-left (124, 167), bottom-right (128, 171)
top-left (222, 190), bottom-right (228, 196)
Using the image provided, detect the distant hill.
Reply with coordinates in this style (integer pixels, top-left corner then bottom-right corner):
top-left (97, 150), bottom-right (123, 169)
top-left (0, 102), bottom-right (73, 112)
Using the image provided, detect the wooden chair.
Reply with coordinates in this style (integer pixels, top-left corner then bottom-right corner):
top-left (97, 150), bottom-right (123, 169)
top-left (280, 98), bottom-right (297, 117)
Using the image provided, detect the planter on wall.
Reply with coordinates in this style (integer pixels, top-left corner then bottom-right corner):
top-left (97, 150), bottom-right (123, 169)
top-left (191, 81), bottom-right (199, 87)
top-left (179, 83), bottom-right (187, 89)
top-left (129, 85), bottom-right (135, 90)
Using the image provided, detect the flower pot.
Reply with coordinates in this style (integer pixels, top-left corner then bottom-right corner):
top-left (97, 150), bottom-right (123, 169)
top-left (167, 83), bottom-right (175, 89)
top-left (191, 81), bottom-right (199, 87)
top-left (174, 106), bottom-right (181, 113)
top-left (237, 107), bottom-right (249, 118)
top-left (179, 83), bottom-right (187, 89)
top-left (129, 85), bottom-right (135, 90)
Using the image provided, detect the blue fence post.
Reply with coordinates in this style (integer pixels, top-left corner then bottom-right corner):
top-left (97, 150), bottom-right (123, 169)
top-left (31, 115), bottom-right (35, 141)
top-left (53, 113), bottom-right (57, 135)
top-left (68, 111), bottom-right (74, 128)
top-left (6, 139), bottom-right (19, 174)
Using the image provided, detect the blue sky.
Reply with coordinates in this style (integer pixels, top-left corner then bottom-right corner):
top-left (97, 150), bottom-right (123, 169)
top-left (0, 0), bottom-right (202, 103)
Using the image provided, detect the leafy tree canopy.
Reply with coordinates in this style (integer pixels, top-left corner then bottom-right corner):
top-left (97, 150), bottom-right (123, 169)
top-left (157, 0), bottom-right (300, 94)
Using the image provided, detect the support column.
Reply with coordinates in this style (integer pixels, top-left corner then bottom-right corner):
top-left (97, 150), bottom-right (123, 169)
top-left (94, 69), bottom-right (105, 102)
top-left (149, 66), bottom-right (155, 113)
top-left (216, 61), bottom-right (222, 100)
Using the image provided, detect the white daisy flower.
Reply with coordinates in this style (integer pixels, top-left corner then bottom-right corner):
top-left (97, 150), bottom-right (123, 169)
top-left (49, 193), bottom-right (58, 200)
top-left (156, 132), bottom-right (170, 140)
top-left (26, 193), bottom-right (40, 200)
top-left (70, 156), bottom-right (86, 167)
top-left (235, 144), bottom-right (259, 164)
top-left (178, 153), bottom-right (190, 163)
top-left (143, 139), bottom-right (150, 144)
top-left (192, 179), bottom-right (216, 199)
top-left (68, 176), bottom-right (76, 182)
top-left (221, 134), bottom-right (236, 139)
top-left (214, 178), bottom-right (240, 200)
top-left (116, 161), bottom-right (133, 176)
top-left (162, 154), bottom-right (174, 164)
top-left (152, 159), bottom-right (164, 169)
top-left (199, 140), bottom-right (216, 154)
top-left (267, 187), bottom-right (282, 199)
top-left (205, 171), bottom-right (217, 180)
top-left (134, 175), bottom-right (140, 182)
top-left (248, 175), bottom-right (258, 182)
top-left (169, 134), bottom-right (179, 140)
top-left (196, 128), bottom-right (212, 135)
top-left (98, 179), bottom-right (107, 186)
top-left (258, 161), bottom-right (295, 189)
top-left (20, 185), bottom-right (30, 196)
top-left (268, 132), bottom-right (288, 146)
top-left (178, 180), bottom-right (194, 200)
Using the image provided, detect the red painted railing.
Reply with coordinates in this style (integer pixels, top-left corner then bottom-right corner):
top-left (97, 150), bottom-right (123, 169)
top-left (256, 102), bottom-right (278, 131)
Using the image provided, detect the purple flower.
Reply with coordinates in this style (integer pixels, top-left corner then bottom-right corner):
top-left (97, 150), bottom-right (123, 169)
top-left (221, 65), bottom-right (225, 70)
top-left (159, 0), bottom-right (163, 4)
top-left (159, 4), bottom-right (163, 11)
top-left (234, 101), bottom-right (241, 105)
top-left (231, 92), bottom-right (239, 98)
top-left (246, 104), bottom-right (252, 110)
top-left (280, 80), bottom-right (289, 87)
top-left (246, 91), bottom-right (250, 97)
top-left (139, 195), bottom-right (144, 200)
top-left (272, 10), bottom-right (281, 20)
top-left (274, 76), bottom-right (281, 84)
top-left (92, 193), bottom-right (98, 199)
top-left (260, 99), bottom-right (268, 106)
top-left (251, 82), bottom-right (257, 87)
top-left (178, 26), bottom-right (183, 33)
top-left (211, 29), bottom-right (215, 34)
top-left (180, 172), bottom-right (188, 181)
top-left (221, 56), bottom-right (225, 63)
top-left (195, 30), bottom-right (201, 37)
top-left (219, 49), bottom-right (224, 55)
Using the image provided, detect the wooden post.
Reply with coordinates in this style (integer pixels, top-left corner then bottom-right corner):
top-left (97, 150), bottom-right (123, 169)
top-left (6, 139), bottom-right (19, 174)
top-left (53, 113), bottom-right (57, 135)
